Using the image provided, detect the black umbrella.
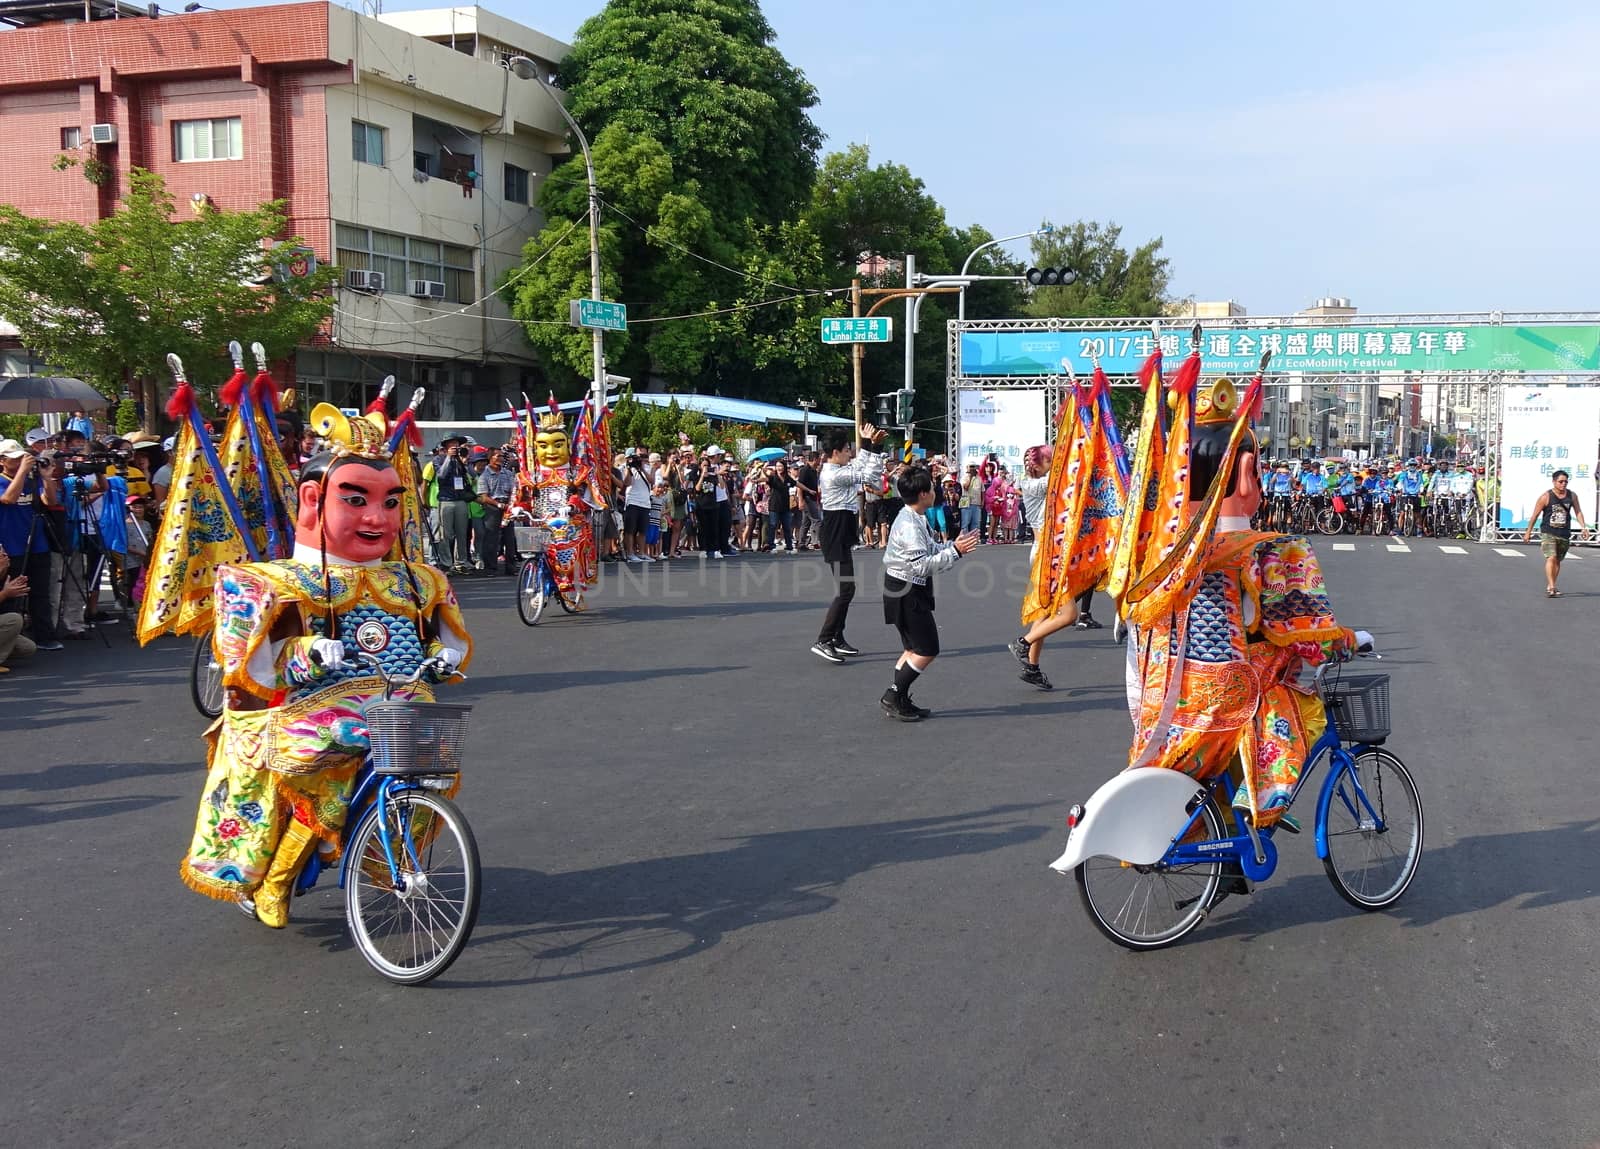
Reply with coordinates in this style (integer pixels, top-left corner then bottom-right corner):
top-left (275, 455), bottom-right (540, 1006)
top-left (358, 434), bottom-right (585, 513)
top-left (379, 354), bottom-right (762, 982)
top-left (0, 376), bottom-right (112, 413)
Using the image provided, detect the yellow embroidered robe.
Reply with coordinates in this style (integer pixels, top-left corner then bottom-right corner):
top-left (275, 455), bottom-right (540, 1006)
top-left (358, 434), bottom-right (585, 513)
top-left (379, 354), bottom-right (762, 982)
top-left (179, 559), bottom-right (470, 902)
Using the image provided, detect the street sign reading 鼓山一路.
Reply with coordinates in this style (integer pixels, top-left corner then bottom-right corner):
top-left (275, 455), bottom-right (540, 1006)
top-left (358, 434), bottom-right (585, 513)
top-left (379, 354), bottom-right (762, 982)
top-left (821, 317), bottom-right (893, 344)
top-left (569, 298), bottom-right (627, 332)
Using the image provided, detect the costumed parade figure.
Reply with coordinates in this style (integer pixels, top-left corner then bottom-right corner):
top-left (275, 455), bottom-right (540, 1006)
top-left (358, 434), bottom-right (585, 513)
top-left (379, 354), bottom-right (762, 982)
top-left (512, 395), bottom-right (599, 606)
top-left (140, 352), bottom-right (470, 929)
top-left (1049, 329), bottom-right (1366, 879)
top-left (1010, 360), bottom-right (1130, 688)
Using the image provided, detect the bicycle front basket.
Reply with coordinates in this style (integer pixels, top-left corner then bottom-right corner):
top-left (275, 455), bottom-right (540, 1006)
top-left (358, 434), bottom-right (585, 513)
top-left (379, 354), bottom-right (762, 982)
top-left (514, 524), bottom-right (550, 555)
top-left (1322, 673), bottom-right (1390, 744)
top-left (363, 700), bottom-right (473, 775)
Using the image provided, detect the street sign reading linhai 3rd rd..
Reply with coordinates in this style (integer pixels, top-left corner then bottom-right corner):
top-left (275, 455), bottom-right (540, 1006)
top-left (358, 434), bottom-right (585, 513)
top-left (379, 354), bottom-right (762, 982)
top-left (569, 298), bottom-right (627, 332)
top-left (821, 317), bottom-right (893, 344)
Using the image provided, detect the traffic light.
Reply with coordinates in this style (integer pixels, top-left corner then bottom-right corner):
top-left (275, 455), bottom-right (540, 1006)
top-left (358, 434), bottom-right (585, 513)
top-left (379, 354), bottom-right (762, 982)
top-left (895, 389), bottom-right (915, 426)
top-left (1025, 267), bottom-right (1077, 287)
top-left (874, 392), bottom-right (895, 421)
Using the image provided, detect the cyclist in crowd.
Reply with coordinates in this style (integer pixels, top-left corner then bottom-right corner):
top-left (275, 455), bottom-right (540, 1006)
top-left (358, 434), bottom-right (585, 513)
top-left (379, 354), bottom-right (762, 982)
top-left (1393, 459), bottom-right (1424, 536)
top-left (1266, 462), bottom-right (1295, 528)
top-left (1299, 461), bottom-right (1327, 521)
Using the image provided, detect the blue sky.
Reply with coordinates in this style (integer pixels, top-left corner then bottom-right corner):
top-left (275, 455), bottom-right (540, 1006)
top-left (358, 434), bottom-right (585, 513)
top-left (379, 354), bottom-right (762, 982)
top-left (380, 0), bottom-right (1599, 316)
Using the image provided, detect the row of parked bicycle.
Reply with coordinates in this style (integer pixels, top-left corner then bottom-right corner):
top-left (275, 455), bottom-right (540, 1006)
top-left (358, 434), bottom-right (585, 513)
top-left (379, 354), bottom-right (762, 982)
top-left (1253, 492), bottom-right (1486, 538)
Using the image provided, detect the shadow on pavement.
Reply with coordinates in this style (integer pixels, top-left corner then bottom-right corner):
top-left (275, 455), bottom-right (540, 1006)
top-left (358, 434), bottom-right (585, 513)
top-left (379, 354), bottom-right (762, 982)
top-left (0, 793), bottom-right (176, 830)
top-left (440, 803), bottom-right (1051, 988)
top-left (1197, 816), bottom-right (1600, 942)
top-left (0, 759), bottom-right (197, 794)
top-left (461, 664), bottom-right (745, 698)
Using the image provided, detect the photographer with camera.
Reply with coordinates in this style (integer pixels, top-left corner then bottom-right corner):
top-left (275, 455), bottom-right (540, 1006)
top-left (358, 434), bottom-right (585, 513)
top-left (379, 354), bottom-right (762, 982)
top-left (621, 448), bottom-right (654, 563)
top-left (431, 434), bottom-right (475, 575)
top-left (0, 439), bottom-right (62, 650)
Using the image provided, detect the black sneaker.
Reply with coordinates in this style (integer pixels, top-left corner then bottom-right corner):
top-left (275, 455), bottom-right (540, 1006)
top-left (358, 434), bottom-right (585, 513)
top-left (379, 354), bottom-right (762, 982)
top-left (879, 687), bottom-right (924, 722)
top-left (1020, 664), bottom-right (1053, 691)
top-left (831, 639), bottom-right (862, 657)
top-left (901, 694), bottom-right (933, 719)
top-left (1074, 614), bottom-right (1104, 630)
top-left (811, 641), bottom-right (846, 664)
top-left (1007, 635), bottom-right (1032, 668)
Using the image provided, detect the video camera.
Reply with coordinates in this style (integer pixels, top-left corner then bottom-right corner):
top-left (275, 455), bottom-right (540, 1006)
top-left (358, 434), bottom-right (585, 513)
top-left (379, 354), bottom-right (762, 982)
top-left (55, 448), bottom-right (130, 477)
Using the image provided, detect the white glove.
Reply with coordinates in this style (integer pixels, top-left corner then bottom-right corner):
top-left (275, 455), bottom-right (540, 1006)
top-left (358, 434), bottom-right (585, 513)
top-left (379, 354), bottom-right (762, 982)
top-left (439, 646), bottom-right (465, 671)
top-left (1353, 630), bottom-right (1375, 652)
top-left (310, 638), bottom-right (346, 670)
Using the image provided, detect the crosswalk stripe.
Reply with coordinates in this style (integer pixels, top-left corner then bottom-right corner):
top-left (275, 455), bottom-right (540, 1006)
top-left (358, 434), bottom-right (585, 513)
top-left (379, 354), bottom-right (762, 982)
top-left (1439, 545), bottom-right (1469, 554)
top-left (1386, 544), bottom-right (1410, 553)
top-left (1494, 548), bottom-right (1525, 557)
top-left (1332, 543), bottom-right (1356, 551)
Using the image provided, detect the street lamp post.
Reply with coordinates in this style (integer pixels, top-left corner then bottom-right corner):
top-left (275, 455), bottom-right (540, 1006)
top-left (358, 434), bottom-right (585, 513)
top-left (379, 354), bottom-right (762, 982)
top-left (509, 56), bottom-right (605, 411)
top-left (957, 226), bottom-right (1053, 322)
top-left (797, 398), bottom-right (815, 447)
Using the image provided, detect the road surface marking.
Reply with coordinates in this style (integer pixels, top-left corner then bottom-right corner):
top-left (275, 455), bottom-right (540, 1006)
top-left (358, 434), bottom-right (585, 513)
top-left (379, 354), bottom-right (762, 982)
top-left (1332, 543), bottom-right (1356, 551)
top-left (1494, 548), bottom-right (1524, 557)
top-left (1386, 544), bottom-right (1411, 553)
top-left (1439, 546), bottom-right (1469, 554)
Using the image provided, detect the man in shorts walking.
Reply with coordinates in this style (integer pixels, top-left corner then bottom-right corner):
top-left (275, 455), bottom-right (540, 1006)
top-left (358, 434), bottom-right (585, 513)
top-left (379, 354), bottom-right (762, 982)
top-left (1523, 469), bottom-right (1588, 597)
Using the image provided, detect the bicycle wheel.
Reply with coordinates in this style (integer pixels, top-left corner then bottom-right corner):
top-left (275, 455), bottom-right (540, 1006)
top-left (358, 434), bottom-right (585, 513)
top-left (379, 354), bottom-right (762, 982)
top-left (555, 575), bottom-right (580, 614)
top-left (1316, 507), bottom-right (1344, 536)
top-left (1075, 798), bottom-right (1224, 950)
top-left (516, 558), bottom-right (546, 626)
top-left (190, 635), bottom-right (223, 719)
top-left (345, 789), bottom-right (481, 985)
top-left (1321, 748), bottom-right (1423, 910)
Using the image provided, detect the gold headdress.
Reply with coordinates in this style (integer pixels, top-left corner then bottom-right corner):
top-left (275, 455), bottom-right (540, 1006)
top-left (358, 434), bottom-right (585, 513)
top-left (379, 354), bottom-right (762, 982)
top-left (536, 407), bottom-right (568, 434)
top-left (309, 403), bottom-right (389, 460)
top-left (1194, 377), bottom-right (1238, 425)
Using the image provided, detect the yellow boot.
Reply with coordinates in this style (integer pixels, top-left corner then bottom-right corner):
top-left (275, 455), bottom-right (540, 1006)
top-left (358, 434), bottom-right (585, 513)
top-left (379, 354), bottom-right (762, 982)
top-left (252, 819), bottom-right (318, 929)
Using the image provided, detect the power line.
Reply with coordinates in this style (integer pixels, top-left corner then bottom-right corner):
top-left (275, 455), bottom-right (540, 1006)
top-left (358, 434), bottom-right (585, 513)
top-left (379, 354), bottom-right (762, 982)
top-left (330, 212), bottom-right (587, 329)
top-left (601, 199), bottom-right (817, 297)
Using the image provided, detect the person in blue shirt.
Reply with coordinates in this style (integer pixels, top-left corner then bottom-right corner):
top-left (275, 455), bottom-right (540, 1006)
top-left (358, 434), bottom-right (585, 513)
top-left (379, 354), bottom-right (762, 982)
top-left (1300, 462), bottom-right (1327, 497)
top-left (1394, 460), bottom-right (1425, 536)
top-left (0, 439), bottom-right (62, 649)
top-left (1264, 462), bottom-right (1295, 529)
top-left (1336, 465), bottom-right (1358, 497)
top-left (66, 409), bottom-right (95, 441)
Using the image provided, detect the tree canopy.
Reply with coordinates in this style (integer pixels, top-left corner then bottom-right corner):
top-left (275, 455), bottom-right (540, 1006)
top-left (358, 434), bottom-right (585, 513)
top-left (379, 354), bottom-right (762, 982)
top-left (505, 0), bottom-right (1179, 448)
top-left (0, 169), bottom-right (333, 425)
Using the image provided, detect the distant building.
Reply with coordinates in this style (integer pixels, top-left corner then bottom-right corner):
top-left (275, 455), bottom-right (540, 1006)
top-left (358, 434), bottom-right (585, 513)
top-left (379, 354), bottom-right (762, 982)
top-left (1166, 299), bottom-right (1247, 318)
top-left (0, 0), bottom-right (572, 418)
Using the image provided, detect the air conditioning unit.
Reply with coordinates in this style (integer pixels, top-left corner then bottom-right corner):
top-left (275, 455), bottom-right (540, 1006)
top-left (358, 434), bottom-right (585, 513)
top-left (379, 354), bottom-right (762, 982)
top-left (89, 123), bottom-right (118, 145)
top-left (344, 269), bottom-right (384, 293)
top-left (409, 279), bottom-right (446, 300)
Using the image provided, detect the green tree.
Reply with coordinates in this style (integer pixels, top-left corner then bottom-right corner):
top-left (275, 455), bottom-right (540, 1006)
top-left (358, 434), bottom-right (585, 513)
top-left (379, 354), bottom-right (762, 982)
top-left (804, 144), bottom-right (949, 277)
top-left (559, 0), bottom-right (821, 230)
top-left (0, 169), bottom-right (333, 427)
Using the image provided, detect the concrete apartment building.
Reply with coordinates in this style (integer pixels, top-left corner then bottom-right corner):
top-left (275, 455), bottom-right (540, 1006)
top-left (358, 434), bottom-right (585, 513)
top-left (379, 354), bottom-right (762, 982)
top-left (0, 0), bottom-right (570, 417)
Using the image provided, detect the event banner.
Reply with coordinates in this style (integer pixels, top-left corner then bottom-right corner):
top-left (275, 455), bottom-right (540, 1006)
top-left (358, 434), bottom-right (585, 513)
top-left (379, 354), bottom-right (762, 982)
top-left (956, 389), bottom-right (1047, 468)
top-left (1498, 386), bottom-right (1600, 531)
top-left (959, 323), bottom-right (1600, 378)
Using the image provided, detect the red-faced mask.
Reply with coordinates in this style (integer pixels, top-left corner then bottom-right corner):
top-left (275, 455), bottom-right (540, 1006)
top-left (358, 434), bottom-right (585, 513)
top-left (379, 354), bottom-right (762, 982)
top-left (296, 460), bottom-right (404, 563)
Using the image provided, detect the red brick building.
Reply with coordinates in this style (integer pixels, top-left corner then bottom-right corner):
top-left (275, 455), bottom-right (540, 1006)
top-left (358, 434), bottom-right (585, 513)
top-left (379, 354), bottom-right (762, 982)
top-left (0, 1), bottom-right (570, 417)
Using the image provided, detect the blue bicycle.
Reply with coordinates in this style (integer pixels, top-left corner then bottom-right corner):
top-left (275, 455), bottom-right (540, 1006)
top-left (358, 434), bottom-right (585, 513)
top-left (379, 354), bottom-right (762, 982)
top-left (286, 650), bottom-right (481, 984)
top-left (512, 514), bottom-right (580, 625)
top-left (1054, 662), bottom-right (1422, 950)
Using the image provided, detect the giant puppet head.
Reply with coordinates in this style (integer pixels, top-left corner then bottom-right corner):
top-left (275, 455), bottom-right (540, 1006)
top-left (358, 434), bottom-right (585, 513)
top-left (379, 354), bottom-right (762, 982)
top-left (1188, 377), bottom-right (1262, 520)
top-left (297, 405), bottom-right (403, 563)
top-left (534, 409), bottom-right (571, 470)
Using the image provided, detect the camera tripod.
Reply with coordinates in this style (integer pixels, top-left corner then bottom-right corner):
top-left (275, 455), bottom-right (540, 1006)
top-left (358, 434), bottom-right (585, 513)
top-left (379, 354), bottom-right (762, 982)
top-left (24, 479), bottom-right (115, 650)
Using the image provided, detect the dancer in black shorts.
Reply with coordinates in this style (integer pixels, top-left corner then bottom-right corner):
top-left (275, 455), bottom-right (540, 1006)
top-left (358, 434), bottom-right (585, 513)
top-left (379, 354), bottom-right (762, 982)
top-left (879, 465), bottom-right (978, 720)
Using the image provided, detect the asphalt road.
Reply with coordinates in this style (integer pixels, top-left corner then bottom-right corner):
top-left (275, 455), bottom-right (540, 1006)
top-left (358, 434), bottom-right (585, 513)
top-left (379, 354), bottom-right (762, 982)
top-left (3, 539), bottom-right (1598, 1149)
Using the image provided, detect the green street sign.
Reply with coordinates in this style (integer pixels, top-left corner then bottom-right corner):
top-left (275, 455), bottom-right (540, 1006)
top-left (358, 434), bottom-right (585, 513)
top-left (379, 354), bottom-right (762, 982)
top-left (569, 298), bottom-right (627, 332)
top-left (821, 317), bottom-right (893, 344)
